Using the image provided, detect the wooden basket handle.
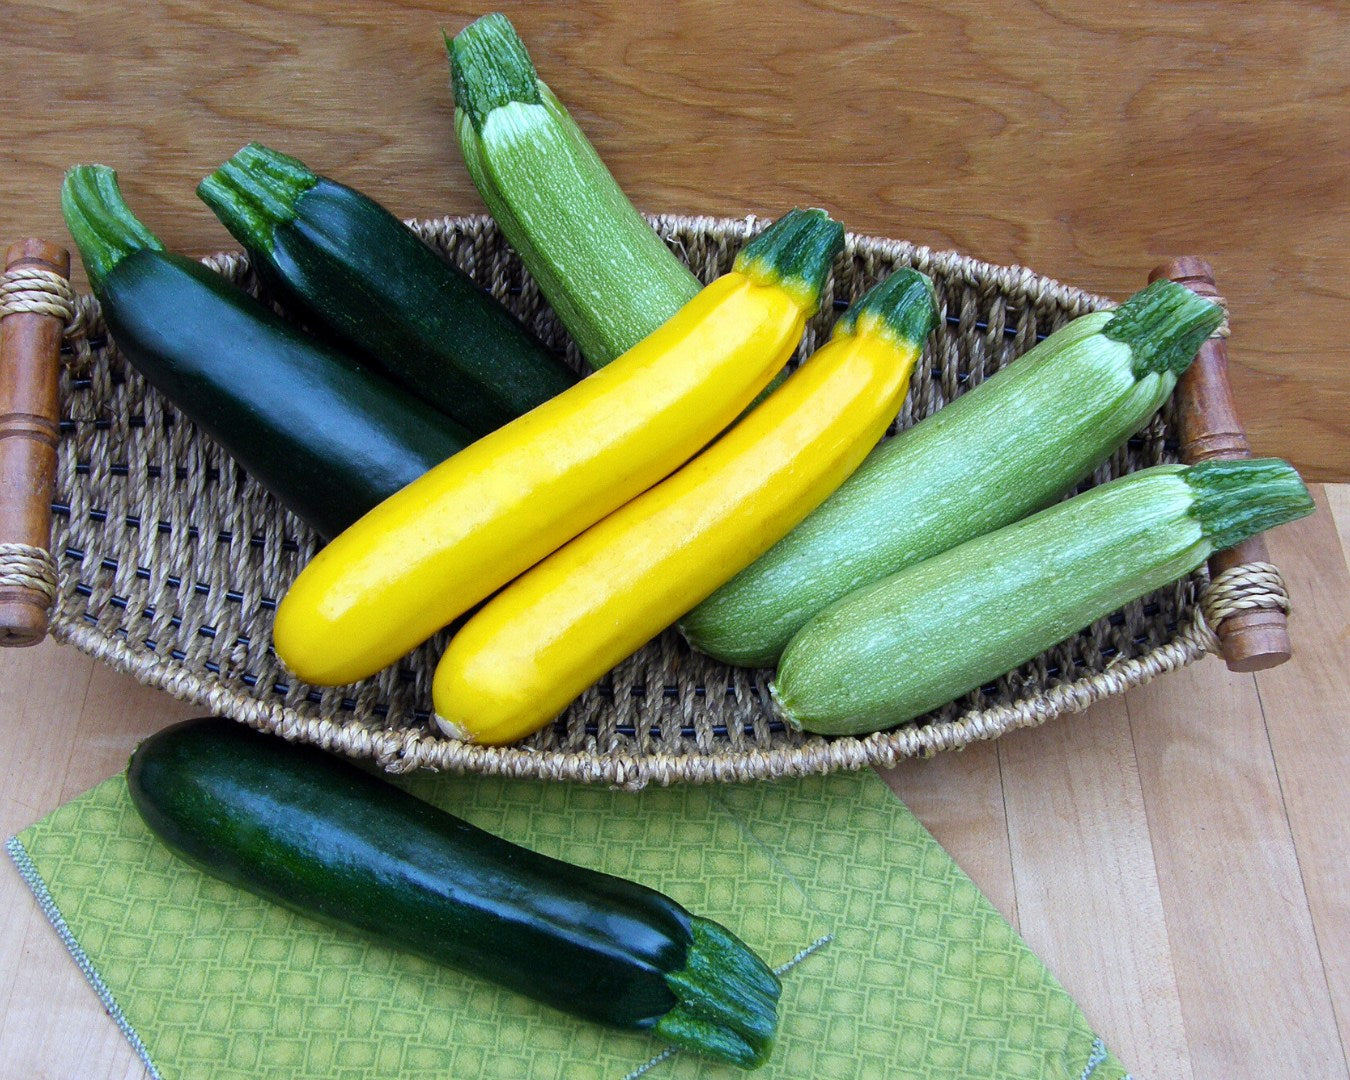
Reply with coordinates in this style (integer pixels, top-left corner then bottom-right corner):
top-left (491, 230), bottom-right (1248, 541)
top-left (0, 239), bottom-right (72, 647)
top-left (1150, 257), bottom-right (1292, 672)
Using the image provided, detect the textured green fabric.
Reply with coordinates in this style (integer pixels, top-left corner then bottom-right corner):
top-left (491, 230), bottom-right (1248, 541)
top-left (9, 765), bottom-right (1130, 1080)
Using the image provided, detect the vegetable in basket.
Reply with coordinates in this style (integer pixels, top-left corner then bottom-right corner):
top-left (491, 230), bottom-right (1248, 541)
top-left (771, 458), bottom-right (1314, 736)
top-left (273, 208), bottom-right (844, 687)
top-left (433, 269), bottom-right (938, 746)
top-left (681, 279), bottom-right (1227, 667)
top-left (197, 143), bottom-right (578, 435)
top-left (60, 165), bottom-right (472, 541)
top-left (128, 717), bottom-right (780, 1068)
top-left (449, 12), bottom-right (702, 367)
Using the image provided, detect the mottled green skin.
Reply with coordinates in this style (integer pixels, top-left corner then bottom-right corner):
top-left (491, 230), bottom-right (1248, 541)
top-left (683, 281), bottom-right (1223, 668)
top-left (199, 145), bottom-right (577, 436)
top-left (451, 14), bottom-right (701, 367)
top-left (128, 719), bottom-right (780, 1067)
top-left (683, 313), bottom-right (1127, 666)
top-left (772, 460), bottom-right (1312, 736)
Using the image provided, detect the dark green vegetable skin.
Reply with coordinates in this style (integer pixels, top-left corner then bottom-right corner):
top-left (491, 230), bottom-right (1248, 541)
top-left (62, 166), bottom-right (472, 540)
top-left (127, 718), bottom-right (780, 1068)
top-left (198, 144), bottom-right (579, 435)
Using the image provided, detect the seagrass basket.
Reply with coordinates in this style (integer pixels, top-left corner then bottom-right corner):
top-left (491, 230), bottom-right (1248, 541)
top-left (2, 215), bottom-right (1290, 787)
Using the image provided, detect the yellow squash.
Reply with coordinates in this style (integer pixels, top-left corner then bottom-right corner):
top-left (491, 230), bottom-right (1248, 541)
top-left (432, 268), bottom-right (938, 745)
top-left (272, 209), bottom-right (843, 686)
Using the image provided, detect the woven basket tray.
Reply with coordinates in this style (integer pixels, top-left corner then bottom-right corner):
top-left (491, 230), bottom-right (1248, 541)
top-left (32, 214), bottom-right (1258, 787)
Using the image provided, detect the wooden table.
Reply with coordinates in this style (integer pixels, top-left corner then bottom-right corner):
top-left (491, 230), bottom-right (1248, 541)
top-left (3, 2), bottom-right (1348, 1077)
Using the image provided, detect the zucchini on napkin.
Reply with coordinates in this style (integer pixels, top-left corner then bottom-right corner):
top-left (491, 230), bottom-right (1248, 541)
top-left (10, 747), bottom-right (1131, 1079)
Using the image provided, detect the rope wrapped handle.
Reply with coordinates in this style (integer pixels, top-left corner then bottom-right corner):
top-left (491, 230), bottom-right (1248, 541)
top-left (1153, 257), bottom-right (1294, 671)
top-left (1193, 560), bottom-right (1291, 660)
top-left (0, 265), bottom-right (76, 322)
top-left (0, 240), bottom-right (70, 647)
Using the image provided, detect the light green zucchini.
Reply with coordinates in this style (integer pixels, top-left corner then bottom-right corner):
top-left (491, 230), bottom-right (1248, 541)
top-left (771, 459), bottom-right (1313, 736)
top-left (680, 280), bottom-right (1226, 667)
top-left (449, 13), bottom-right (701, 367)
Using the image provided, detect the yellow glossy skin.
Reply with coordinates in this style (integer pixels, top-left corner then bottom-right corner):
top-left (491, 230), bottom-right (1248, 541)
top-left (272, 271), bottom-right (808, 686)
top-left (432, 315), bottom-right (923, 745)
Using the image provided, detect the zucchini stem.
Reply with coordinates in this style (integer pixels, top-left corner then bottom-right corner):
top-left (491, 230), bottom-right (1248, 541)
top-left (835, 267), bottom-right (939, 349)
top-left (1103, 279), bottom-right (1225, 378)
top-left (449, 13), bottom-right (543, 131)
top-left (733, 209), bottom-right (845, 316)
top-left (197, 143), bottom-right (317, 253)
top-left (656, 916), bottom-right (781, 1068)
top-left (1185, 458), bottom-right (1314, 551)
top-left (61, 165), bottom-right (164, 294)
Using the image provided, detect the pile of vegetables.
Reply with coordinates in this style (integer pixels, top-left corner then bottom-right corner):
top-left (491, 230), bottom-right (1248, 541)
top-left (434, 266), bottom-right (938, 745)
top-left (62, 10), bottom-right (1315, 1069)
top-left (272, 206), bottom-right (847, 687)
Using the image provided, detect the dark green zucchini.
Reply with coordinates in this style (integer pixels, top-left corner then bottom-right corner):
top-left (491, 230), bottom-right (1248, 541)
top-left (126, 717), bottom-right (780, 1068)
top-left (62, 165), bottom-right (473, 540)
top-left (197, 143), bottom-right (580, 435)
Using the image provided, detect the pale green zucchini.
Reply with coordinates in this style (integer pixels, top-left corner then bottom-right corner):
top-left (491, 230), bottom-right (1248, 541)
top-left (771, 459), bottom-right (1313, 736)
top-left (680, 280), bottom-right (1226, 667)
top-left (449, 13), bottom-right (700, 367)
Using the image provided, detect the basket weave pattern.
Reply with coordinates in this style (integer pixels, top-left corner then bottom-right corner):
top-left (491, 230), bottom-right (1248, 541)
top-left (47, 215), bottom-right (1218, 786)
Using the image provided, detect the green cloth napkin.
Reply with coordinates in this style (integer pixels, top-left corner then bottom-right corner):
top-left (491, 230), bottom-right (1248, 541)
top-left (8, 765), bottom-right (1130, 1080)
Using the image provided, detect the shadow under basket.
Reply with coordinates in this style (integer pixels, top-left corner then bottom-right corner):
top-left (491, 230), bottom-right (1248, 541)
top-left (26, 215), bottom-right (1288, 787)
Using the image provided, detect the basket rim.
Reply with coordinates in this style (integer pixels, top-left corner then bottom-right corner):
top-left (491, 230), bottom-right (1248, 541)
top-left (50, 603), bottom-right (1213, 788)
top-left (431, 210), bottom-right (1120, 316)
top-left (51, 212), bottom-right (1214, 788)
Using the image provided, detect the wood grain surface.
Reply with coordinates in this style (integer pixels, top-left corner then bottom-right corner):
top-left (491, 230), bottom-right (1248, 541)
top-left (2, 490), bottom-right (1346, 1079)
top-left (1, 0), bottom-right (1347, 477)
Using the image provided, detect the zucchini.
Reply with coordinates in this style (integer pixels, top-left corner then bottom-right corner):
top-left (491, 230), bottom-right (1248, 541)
top-left (681, 280), bottom-right (1227, 667)
top-left (197, 143), bottom-right (579, 434)
top-left (771, 459), bottom-right (1314, 736)
top-left (61, 165), bottom-right (472, 541)
top-left (433, 269), bottom-right (937, 746)
top-left (449, 13), bottom-right (701, 367)
top-left (127, 717), bottom-right (779, 1068)
top-left (274, 208), bottom-right (843, 687)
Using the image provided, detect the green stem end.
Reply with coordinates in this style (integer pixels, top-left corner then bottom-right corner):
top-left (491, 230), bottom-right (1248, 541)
top-left (1103, 279), bottom-right (1225, 379)
top-left (734, 209), bottom-right (845, 316)
top-left (60, 165), bottom-right (164, 295)
top-left (448, 12), bottom-right (542, 131)
top-left (1185, 458), bottom-right (1314, 551)
top-left (197, 143), bottom-right (317, 254)
top-left (655, 916), bottom-right (781, 1068)
top-left (836, 267), bottom-right (939, 350)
